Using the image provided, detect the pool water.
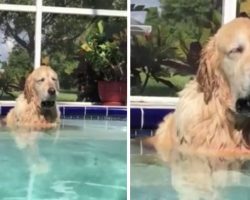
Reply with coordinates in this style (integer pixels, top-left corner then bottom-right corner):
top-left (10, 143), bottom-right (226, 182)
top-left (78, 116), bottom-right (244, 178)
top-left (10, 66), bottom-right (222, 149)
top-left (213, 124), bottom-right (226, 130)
top-left (0, 118), bottom-right (127, 200)
top-left (131, 140), bottom-right (250, 200)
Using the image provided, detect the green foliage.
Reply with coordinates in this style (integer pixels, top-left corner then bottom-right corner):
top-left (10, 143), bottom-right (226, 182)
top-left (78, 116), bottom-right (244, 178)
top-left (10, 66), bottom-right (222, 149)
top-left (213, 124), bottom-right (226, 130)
top-left (131, 0), bottom-right (222, 96)
top-left (5, 46), bottom-right (32, 84)
top-left (43, 0), bottom-right (126, 10)
top-left (48, 51), bottom-right (78, 89)
top-left (0, 11), bottom-right (35, 57)
top-left (80, 20), bottom-right (127, 81)
top-left (136, 73), bottom-right (191, 96)
top-left (159, 0), bottom-right (221, 56)
top-left (0, 46), bottom-right (32, 97)
top-left (42, 14), bottom-right (94, 56)
top-left (112, 0), bottom-right (127, 10)
top-left (0, 0), bottom-right (33, 4)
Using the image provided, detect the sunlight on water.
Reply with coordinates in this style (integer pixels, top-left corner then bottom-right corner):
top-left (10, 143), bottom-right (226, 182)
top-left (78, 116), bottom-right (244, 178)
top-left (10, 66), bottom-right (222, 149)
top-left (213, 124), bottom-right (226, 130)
top-left (0, 119), bottom-right (127, 200)
top-left (131, 142), bottom-right (250, 200)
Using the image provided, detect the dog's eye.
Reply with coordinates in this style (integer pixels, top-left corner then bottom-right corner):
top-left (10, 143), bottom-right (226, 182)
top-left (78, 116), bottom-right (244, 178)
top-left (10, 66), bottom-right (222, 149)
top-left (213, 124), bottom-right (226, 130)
top-left (228, 45), bottom-right (244, 55)
top-left (52, 77), bottom-right (57, 81)
top-left (37, 78), bottom-right (45, 82)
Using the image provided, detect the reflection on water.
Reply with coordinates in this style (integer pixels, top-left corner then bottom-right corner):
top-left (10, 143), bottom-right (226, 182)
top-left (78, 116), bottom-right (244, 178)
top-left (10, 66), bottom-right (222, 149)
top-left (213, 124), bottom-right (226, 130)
top-left (131, 142), bottom-right (250, 200)
top-left (168, 151), bottom-right (250, 200)
top-left (1, 119), bottom-right (127, 200)
top-left (7, 127), bottom-right (57, 200)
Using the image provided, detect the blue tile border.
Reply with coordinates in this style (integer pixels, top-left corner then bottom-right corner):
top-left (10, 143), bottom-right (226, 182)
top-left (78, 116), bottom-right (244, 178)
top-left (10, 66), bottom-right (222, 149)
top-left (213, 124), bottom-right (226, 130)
top-left (143, 108), bottom-right (174, 129)
top-left (64, 106), bottom-right (86, 117)
top-left (130, 107), bottom-right (174, 138)
top-left (108, 107), bottom-right (127, 117)
top-left (131, 108), bottom-right (142, 129)
top-left (1, 104), bottom-right (175, 133)
top-left (0, 105), bottom-right (127, 119)
top-left (86, 106), bottom-right (106, 116)
top-left (0, 106), bottom-right (12, 116)
top-left (130, 107), bottom-right (174, 130)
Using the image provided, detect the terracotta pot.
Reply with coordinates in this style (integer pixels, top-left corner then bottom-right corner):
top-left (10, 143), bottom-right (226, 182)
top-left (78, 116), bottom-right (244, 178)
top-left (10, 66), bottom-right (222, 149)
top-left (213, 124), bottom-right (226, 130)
top-left (98, 81), bottom-right (127, 106)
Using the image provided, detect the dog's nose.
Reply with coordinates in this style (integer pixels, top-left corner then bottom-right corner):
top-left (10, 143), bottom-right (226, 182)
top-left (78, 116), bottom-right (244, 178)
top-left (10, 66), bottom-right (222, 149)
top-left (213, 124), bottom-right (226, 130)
top-left (235, 98), bottom-right (250, 116)
top-left (48, 87), bottom-right (56, 95)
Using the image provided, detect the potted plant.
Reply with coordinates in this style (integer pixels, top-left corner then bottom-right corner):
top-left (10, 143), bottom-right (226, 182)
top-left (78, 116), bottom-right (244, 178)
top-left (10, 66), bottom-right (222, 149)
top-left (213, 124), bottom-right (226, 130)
top-left (79, 20), bottom-right (127, 105)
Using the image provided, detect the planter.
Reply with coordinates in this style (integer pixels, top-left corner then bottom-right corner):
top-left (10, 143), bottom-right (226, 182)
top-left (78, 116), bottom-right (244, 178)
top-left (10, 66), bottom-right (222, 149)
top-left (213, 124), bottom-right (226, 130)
top-left (98, 81), bottom-right (127, 106)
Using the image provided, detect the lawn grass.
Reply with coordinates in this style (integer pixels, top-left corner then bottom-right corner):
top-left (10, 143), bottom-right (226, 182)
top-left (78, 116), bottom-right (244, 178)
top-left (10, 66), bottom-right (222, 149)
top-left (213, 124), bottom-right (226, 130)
top-left (58, 92), bottom-right (77, 101)
top-left (1, 74), bottom-right (192, 100)
top-left (132, 73), bottom-right (192, 97)
top-left (0, 90), bottom-right (77, 102)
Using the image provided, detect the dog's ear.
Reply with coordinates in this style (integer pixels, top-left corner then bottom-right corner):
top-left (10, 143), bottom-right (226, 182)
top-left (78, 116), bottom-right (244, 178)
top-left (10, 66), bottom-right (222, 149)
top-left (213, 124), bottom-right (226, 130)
top-left (196, 37), bottom-right (220, 104)
top-left (24, 73), bottom-right (35, 103)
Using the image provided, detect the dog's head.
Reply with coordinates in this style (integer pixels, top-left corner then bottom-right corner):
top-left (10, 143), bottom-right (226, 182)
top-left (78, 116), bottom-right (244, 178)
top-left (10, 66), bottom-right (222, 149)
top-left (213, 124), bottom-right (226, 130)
top-left (197, 17), bottom-right (250, 114)
top-left (24, 65), bottom-right (59, 108)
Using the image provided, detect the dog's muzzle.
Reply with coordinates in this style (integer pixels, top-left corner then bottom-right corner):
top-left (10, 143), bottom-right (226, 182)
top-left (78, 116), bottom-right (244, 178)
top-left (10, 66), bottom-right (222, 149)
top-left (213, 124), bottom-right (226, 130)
top-left (41, 101), bottom-right (55, 108)
top-left (228, 98), bottom-right (250, 130)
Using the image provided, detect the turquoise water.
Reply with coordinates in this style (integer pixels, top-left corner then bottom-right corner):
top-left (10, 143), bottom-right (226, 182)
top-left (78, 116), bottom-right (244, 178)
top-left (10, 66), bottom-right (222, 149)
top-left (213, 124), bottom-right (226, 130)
top-left (131, 142), bottom-right (250, 200)
top-left (0, 119), bottom-right (127, 200)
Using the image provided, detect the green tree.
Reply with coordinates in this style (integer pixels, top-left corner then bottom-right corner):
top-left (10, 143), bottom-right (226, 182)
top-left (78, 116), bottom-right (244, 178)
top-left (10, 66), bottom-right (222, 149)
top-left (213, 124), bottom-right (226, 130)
top-left (159, 0), bottom-right (221, 54)
top-left (131, 0), bottom-right (222, 96)
top-left (0, 45), bottom-right (31, 98)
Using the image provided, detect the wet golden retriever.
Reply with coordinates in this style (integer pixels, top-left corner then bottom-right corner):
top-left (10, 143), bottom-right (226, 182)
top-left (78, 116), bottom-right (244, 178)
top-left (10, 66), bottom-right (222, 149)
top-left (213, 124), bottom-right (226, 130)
top-left (6, 65), bottom-right (60, 129)
top-left (152, 18), bottom-right (250, 155)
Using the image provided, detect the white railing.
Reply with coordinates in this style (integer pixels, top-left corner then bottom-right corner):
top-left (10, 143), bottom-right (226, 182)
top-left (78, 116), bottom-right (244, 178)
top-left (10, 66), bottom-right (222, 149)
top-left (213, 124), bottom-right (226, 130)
top-left (0, 1), bottom-right (127, 68)
top-left (131, 0), bottom-right (238, 106)
top-left (0, 0), bottom-right (240, 106)
top-left (222, 0), bottom-right (237, 24)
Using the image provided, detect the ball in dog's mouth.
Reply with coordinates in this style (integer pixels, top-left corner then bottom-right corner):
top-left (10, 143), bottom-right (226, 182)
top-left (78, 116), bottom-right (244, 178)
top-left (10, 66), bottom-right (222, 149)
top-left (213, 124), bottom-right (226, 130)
top-left (235, 98), bottom-right (250, 117)
top-left (41, 101), bottom-right (55, 108)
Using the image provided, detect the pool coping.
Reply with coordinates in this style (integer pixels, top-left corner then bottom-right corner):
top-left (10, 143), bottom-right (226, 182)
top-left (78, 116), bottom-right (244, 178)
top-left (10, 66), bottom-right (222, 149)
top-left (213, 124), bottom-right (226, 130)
top-left (0, 101), bottom-right (176, 135)
top-left (0, 101), bottom-right (127, 119)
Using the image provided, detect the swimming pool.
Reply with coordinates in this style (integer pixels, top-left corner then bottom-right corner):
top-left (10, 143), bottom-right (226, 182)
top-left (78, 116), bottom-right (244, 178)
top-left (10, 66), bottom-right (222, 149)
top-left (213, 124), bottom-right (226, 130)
top-left (131, 139), bottom-right (250, 200)
top-left (0, 118), bottom-right (127, 200)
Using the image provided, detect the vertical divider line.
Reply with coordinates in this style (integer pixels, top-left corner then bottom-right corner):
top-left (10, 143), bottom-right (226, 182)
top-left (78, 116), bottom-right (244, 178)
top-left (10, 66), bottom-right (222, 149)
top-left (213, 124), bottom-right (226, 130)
top-left (139, 139), bottom-right (143, 155)
top-left (127, 1), bottom-right (131, 199)
top-left (140, 108), bottom-right (144, 129)
top-left (106, 106), bottom-right (109, 117)
top-left (222, 0), bottom-right (237, 25)
top-left (84, 106), bottom-right (87, 117)
top-left (34, 0), bottom-right (42, 68)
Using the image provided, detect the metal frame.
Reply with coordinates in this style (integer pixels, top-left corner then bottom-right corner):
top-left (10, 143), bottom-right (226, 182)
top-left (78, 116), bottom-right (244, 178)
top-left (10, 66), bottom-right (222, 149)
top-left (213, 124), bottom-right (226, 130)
top-left (0, 0), bottom-right (240, 105)
top-left (130, 0), bottom-right (239, 105)
top-left (0, 1), bottom-right (127, 68)
top-left (222, 0), bottom-right (237, 24)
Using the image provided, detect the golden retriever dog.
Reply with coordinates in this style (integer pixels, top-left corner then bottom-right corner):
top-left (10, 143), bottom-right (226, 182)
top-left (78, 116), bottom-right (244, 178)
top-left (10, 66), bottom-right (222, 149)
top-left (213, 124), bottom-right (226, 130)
top-left (6, 65), bottom-right (60, 129)
top-left (152, 17), bottom-right (250, 156)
